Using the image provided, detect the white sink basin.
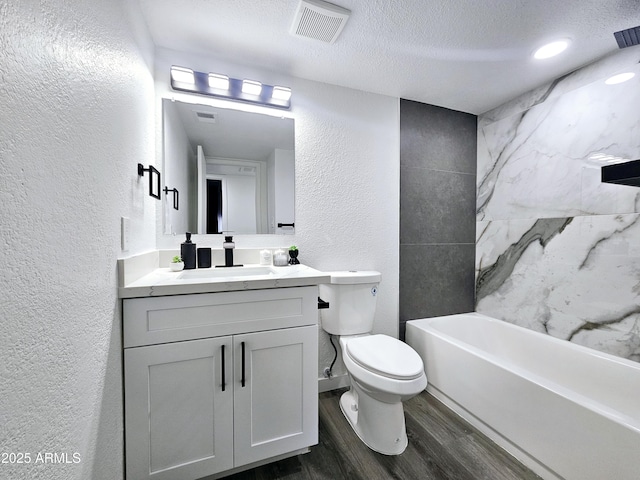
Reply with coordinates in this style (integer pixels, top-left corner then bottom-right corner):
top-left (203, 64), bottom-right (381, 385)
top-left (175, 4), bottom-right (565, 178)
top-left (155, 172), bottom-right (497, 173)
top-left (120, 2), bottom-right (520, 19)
top-left (177, 266), bottom-right (278, 280)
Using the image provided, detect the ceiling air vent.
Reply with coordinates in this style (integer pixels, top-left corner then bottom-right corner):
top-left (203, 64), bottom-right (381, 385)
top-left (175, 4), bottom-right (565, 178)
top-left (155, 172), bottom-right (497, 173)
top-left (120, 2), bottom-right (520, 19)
top-left (290, 0), bottom-right (351, 44)
top-left (195, 111), bottom-right (217, 123)
top-left (614, 25), bottom-right (640, 48)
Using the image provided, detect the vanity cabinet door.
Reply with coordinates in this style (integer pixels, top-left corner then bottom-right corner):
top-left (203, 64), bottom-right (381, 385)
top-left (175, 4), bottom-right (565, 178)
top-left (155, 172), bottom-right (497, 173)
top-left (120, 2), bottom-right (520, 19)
top-left (233, 325), bottom-right (318, 466)
top-left (124, 336), bottom-right (233, 480)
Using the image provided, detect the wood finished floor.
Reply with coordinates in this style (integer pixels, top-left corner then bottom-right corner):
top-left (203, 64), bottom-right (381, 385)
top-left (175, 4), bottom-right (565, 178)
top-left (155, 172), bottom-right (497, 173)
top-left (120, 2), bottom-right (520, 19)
top-left (225, 388), bottom-right (542, 480)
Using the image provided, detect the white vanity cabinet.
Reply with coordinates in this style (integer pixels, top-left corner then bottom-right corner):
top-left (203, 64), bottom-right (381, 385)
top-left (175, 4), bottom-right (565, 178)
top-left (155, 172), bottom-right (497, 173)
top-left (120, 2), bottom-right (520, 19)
top-left (123, 286), bottom-right (318, 480)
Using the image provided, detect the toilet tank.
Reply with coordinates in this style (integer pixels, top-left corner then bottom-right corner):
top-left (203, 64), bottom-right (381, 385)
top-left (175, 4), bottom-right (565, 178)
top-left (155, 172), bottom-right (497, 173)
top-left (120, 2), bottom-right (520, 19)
top-left (319, 271), bottom-right (382, 335)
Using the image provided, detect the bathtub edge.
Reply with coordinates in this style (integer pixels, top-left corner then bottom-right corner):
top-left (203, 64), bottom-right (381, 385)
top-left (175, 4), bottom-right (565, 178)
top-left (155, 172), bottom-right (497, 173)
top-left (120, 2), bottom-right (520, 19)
top-left (425, 384), bottom-right (562, 480)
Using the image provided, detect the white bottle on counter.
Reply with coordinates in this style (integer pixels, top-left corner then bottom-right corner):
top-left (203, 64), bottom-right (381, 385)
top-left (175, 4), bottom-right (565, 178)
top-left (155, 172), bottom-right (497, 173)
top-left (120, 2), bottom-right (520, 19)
top-left (260, 249), bottom-right (272, 265)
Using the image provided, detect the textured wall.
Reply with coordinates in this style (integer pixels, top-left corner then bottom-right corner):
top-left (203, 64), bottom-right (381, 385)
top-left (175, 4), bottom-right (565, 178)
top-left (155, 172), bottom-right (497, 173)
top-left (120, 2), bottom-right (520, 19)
top-left (153, 49), bottom-right (400, 383)
top-left (0, 1), bottom-right (156, 479)
top-left (162, 100), bottom-right (194, 235)
top-left (476, 48), bottom-right (640, 362)
top-left (399, 100), bottom-right (477, 338)
top-left (294, 79), bottom-right (400, 378)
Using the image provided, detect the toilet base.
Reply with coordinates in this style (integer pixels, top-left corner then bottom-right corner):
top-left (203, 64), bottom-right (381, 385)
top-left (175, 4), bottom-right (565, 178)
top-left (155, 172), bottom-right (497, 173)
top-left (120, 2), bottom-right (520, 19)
top-left (339, 384), bottom-right (408, 455)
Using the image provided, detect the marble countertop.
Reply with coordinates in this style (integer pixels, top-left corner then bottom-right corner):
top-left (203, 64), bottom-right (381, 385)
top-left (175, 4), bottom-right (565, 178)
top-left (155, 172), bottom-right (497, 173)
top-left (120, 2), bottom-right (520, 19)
top-left (118, 263), bottom-right (331, 298)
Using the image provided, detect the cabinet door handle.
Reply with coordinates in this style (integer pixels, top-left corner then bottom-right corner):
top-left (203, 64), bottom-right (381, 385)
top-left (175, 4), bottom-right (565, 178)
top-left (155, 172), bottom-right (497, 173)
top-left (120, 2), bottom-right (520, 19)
top-left (241, 341), bottom-right (246, 387)
top-left (221, 344), bottom-right (226, 392)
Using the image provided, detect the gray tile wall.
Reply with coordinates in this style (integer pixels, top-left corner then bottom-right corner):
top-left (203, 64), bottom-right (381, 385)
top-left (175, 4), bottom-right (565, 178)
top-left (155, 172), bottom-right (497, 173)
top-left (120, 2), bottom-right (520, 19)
top-left (399, 99), bottom-right (477, 339)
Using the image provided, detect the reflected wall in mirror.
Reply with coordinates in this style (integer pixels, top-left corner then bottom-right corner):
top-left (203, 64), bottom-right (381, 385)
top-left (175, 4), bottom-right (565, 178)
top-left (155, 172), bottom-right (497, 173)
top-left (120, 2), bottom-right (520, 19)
top-left (162, 98), bottom-right (295, 235)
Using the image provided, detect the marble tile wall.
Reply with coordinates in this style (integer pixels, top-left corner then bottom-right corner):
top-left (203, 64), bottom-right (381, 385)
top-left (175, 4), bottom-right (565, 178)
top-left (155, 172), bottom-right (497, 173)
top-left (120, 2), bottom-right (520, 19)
top-left (476, 48), bottom-right (640, 362)
top-left (400, 99), bottom-right (477, 339)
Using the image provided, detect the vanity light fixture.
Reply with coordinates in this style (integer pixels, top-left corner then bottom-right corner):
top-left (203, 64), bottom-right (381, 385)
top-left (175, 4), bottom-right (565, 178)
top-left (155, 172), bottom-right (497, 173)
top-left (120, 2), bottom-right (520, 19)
top-left (242, 79), bottom-right (263, 96)
top-left (605, 72), bottom-right (635, 85)
top-left (208, 73), bottom-right (229, 90)
top-left (163, 186), bottom-right (179, 210)
top-left (272, 86), bottom-right (292, 101)
top-left (533, 39), bottom-right (570, 59)
top-left (137, 163), bottom-right (161, 200)
top-left (170, 66), bottom-right (195, 84)
top-left (170, 66), bottom-right (292, 109)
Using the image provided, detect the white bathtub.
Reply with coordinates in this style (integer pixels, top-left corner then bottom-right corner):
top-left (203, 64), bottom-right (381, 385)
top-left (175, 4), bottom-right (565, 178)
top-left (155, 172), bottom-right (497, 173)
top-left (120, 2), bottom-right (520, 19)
top-left (405, 313), bottom-right (640, 480)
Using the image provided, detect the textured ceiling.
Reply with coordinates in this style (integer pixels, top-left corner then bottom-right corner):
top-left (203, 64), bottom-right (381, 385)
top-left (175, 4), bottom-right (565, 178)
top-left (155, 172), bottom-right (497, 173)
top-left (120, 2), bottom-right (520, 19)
top-left (138, 0), bottom-right (640, 114)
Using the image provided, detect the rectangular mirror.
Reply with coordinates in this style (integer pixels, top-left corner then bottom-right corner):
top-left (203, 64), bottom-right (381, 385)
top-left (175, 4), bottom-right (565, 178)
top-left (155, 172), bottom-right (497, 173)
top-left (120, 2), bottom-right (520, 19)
top-left (162, 98), bottom-right (295, 235)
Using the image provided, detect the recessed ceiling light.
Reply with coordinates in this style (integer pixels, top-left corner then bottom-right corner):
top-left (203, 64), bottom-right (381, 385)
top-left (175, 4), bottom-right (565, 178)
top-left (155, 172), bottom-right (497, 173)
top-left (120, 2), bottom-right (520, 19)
top-left (605, 72), bottom-right (635, 85)
top-left (533, 39), bottom-right (570, 60)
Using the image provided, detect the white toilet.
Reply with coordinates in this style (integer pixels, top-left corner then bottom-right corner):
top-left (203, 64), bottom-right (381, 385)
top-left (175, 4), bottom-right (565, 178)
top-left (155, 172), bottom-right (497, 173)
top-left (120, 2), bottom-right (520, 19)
top-left (319, 271), bottom-right (427, 455)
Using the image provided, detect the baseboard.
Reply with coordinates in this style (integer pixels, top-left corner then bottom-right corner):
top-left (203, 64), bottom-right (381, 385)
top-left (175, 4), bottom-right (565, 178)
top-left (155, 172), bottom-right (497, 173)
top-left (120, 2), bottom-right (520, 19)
top-left (318, 373), bottom-right (349, 393)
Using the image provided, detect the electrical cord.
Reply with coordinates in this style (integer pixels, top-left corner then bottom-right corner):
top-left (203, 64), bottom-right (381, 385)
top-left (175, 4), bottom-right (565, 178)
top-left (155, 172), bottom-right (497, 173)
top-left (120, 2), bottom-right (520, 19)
top-left (328, 334), bottom-right (338, 377)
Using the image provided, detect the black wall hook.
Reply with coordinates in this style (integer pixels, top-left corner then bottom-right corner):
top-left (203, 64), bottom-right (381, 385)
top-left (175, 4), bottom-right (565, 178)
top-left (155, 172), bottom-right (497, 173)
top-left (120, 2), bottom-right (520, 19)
top-left (163, 186), bottom-right (179, 210)
top-left (137, 163), bottom-right (161, 200)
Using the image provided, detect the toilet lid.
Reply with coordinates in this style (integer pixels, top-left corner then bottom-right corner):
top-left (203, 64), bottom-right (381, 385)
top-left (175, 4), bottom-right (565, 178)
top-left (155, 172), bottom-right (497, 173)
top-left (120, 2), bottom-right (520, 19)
top-left (345, 334), bottom-right (424, 380)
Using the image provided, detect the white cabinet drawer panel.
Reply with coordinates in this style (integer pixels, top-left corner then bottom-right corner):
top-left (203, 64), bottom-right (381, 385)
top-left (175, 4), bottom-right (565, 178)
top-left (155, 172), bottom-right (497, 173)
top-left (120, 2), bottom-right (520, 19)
top-left (124, 286), bottom-right (317, 347)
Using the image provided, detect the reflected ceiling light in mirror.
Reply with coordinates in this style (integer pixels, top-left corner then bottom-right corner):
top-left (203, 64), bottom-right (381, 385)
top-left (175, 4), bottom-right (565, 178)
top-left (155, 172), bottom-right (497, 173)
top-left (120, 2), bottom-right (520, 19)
top-left (533, 39), bottom-right (570, 59)
top-left (170, 66), bottom-right (291, 109)
top-left (605, 72), bottom-right (635, 85)
top-left (208, 73), bottom-right (229, 90)
top-left (170, 66), bottom-right (195, 84)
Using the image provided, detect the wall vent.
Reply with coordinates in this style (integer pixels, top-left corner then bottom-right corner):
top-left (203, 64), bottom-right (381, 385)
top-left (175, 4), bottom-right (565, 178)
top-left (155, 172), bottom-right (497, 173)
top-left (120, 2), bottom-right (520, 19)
top-left (290, 0), bottom-right (351, 44)
top-left (614, 25), bottom-right (640, 48)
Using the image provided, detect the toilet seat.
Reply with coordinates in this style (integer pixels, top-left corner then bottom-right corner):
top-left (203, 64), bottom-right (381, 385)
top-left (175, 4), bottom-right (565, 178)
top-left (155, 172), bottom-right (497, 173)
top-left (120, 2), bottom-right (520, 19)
top-left (341, 337), bottom-right (427, 397)
top-left (345, 334), bottom-right (424, 380)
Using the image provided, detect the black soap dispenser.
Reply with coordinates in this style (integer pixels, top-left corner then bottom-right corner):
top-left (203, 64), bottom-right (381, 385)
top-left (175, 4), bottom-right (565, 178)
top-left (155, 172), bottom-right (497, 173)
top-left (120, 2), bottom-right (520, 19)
top-left (181, 232), bottom-right (197, 270)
